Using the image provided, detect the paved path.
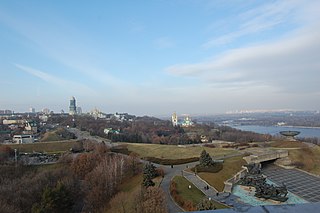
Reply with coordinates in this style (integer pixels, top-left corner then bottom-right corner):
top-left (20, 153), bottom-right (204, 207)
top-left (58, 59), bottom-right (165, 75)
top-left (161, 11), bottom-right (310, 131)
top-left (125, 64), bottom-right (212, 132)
top-left (67, 128), bottom-right (250, 212)
top-left (263, 164), bottom-right (320, 202)
top-left (182, 171), bottom-right (250, 210)
top-left (184, 171), bottom-right (218, 196)
top-left (160, 163), bottom-right (198, 213)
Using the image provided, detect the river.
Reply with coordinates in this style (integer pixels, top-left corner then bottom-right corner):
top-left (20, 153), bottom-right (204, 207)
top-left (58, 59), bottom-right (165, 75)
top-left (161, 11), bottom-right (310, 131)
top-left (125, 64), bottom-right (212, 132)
top-left (229, 125), bottom-right (320, 138)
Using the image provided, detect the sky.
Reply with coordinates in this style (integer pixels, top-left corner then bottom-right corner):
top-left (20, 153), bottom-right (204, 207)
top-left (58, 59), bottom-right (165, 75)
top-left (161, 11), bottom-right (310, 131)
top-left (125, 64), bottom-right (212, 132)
top-left (0, 0), bottom-right (319, 116)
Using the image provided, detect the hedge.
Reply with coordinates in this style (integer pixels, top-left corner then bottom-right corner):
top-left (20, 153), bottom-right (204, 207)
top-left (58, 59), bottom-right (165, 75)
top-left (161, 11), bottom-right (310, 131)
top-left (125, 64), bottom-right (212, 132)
top-left (143, 157), bottom-right (199, 165)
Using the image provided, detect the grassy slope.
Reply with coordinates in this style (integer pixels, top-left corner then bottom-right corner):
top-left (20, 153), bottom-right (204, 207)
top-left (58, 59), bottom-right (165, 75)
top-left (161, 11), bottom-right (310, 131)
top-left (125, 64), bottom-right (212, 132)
top-left (41, 132), bottom-right (63, 142)
top-left (5, 141), bottom-right (77, 153)
top-left (289, 146), bottom-right (320, 175)
top-left (270, 141), bottom-right (320, 175)
top-left (173, 175), bottom-right (205, 206)
top-left (198, 155), bottom-right (246, 192)
top-left (106, 174), bottom-right (143, 213)
top-left (126, 143), bottom-right (238, 159)
top-left (41, 128), bottom-right (74, 142)
top-left (172, 176), bottom-right (228, 209)
top-left (270, 141), bottom-right (308, 148)
top-left (118, 173), bottom-right (143, 193)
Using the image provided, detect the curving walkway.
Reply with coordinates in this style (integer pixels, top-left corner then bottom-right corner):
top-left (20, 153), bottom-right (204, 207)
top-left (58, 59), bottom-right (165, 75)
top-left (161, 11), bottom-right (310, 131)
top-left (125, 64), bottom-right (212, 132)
top-left (158, 152), bottom-right (249, 212)
top-left (67, 128), bottom-right (249, 212)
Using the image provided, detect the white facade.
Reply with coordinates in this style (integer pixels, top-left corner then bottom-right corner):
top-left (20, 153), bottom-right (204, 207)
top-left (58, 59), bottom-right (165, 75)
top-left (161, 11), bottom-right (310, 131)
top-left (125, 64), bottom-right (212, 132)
top-left (13, 135), bottom-right (34, 144)
top-left (90, 108), bottom-right (106, 119)
top-left (3, 119), bottom-right (24, 125)
top-left (171, 112), bottom-right (178, 126)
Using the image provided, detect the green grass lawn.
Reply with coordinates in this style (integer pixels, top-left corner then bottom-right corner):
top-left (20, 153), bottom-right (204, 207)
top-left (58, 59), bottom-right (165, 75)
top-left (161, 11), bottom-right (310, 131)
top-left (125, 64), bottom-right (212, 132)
top-left (172, 176), bottom-right (228, 209)
top-left (173, 175), bottom-right (205, 205)
top-left (5, 141), bottom-right (77, 153)
top-left (125, 143), bottom-right (238, 159)
top-left (197, 155), bottom-right (246, 192)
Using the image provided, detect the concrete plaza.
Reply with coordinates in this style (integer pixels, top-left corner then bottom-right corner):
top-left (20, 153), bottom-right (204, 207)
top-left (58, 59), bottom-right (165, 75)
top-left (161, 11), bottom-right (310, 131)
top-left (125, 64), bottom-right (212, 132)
top-left (262, 164), bottom-right (320, 202)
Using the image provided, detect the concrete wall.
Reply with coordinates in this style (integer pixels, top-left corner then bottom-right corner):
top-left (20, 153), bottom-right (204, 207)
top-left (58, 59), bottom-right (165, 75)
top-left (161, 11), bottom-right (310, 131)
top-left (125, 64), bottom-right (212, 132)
top-left (244, 150), bottom-right (288, 164)
top-left (223, 167), bottom-right (248, 193)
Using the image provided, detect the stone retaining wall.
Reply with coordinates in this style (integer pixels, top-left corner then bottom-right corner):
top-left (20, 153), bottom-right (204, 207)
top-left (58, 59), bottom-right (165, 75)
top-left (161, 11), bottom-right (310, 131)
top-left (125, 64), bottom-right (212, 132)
top-left (223, 166), bottom-right (248, 193)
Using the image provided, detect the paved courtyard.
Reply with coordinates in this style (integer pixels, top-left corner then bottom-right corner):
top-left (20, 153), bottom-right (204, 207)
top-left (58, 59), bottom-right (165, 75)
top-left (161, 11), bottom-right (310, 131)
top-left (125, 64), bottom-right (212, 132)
top-left (262, 164), bottom-right (320, 202)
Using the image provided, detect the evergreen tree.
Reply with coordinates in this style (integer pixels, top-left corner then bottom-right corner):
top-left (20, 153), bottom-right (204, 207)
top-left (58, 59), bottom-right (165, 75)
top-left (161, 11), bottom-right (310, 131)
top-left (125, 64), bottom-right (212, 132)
top-left (143, 175), bottom-right (155, 188)
top-left (199, 150), bottom-right (214, 167)
top-left (143, 162), bottom-right (157, 179)
top-left (142, 163), bottom-right (157, 188)
top-left (32, 182), bottom-right (73, 213)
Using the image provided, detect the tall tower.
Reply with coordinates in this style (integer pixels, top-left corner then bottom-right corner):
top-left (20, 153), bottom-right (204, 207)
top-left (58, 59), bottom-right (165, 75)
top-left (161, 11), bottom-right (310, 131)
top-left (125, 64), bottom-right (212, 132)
top-left (69, 96), bottom-right (77, 115)
top-left (172, 112), bottom-right (178, 126)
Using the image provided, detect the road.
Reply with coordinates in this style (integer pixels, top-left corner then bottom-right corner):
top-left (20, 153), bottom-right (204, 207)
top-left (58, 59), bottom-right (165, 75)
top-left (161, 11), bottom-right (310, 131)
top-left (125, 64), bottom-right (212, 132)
top-left (68, 128), bottom-right (115, 147)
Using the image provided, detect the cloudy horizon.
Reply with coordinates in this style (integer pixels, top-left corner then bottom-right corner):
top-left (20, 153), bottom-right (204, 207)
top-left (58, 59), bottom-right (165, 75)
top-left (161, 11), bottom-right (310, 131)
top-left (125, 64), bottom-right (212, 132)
top-left (0, 0), bottom-right (319, 116)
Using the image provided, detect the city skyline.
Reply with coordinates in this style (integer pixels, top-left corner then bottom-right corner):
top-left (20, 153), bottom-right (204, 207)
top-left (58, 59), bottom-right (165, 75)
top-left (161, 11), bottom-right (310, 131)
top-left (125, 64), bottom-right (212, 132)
top-left (1, 0), bottom-right (320, 116)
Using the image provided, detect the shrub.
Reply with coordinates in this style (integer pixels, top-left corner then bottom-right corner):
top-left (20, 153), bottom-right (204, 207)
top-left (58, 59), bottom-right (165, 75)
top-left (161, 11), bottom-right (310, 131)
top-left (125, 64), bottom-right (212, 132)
top-left (0, 145), bottom-right (14, 162)
top-left (197, 198), bottom-right (216, 210)
top-left (143, 157), bottom-right (199, 165)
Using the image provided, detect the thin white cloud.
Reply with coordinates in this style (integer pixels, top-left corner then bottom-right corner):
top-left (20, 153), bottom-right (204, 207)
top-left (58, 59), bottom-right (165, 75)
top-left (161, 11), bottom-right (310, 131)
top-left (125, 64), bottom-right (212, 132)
top-left (0, 9), bottom-right (128, 91)
top-left (203, 0), bottom-right (304, 48)
top-left (167, 26), bottom-right (320, 93)
top-left (15, 64), bottom-right (96, 95)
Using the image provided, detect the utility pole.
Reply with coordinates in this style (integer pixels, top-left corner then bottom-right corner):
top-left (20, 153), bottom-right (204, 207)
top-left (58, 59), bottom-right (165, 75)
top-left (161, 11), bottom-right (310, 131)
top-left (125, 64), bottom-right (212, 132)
top-left (14, 149), bottom-right (17, 166)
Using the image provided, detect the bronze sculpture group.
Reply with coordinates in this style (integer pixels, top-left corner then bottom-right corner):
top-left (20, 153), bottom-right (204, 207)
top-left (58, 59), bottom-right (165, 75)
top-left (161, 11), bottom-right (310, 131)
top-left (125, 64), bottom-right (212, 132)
top-left (238, 163), bottom-right (288, 202)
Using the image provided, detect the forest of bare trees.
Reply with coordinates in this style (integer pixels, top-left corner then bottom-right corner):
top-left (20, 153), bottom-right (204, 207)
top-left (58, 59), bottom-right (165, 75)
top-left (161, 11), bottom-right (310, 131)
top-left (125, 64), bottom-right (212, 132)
top-left (48, 115), bottom-right (272, 145)
top-left (0, 143), bottom-right (167, 213)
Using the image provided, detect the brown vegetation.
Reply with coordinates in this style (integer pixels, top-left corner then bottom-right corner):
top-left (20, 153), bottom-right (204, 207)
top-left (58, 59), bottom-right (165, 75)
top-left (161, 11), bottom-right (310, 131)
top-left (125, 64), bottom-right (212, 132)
top-left (0, 142), bottom-right (160, 213)
top-left (41, 127), bottom-right (76, 142)
top-left (0, 145), bottom-right (14, 161)
top-left (289, 146), bottom-right (320, 175)
top-left (170, 181), bottom-right (197, 211)
top-left (49, 115), bottom-right (271, 146)
top-left (270, 141), bottom-right (308, 148)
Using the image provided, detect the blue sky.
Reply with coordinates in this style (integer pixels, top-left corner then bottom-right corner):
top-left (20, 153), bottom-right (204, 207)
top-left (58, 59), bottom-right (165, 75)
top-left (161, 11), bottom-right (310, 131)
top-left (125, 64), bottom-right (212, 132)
top-left (0, 0), bottom-right (319, 116)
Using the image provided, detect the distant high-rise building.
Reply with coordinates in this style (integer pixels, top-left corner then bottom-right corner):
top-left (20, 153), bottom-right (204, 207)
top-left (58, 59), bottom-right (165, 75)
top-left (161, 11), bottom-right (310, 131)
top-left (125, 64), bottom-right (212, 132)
top-left (0, 109), bottom-right (14, 115)
top-left (0, 110), bottom-right (13, 115)
top-left (29, 107), bottom-right (35, 113)
top-left (77, 107), bottom-right (82, 114)
top-left (69, 96), bottom-right (77, 115)
top-left (42, 108), bottom-right (50, 114)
